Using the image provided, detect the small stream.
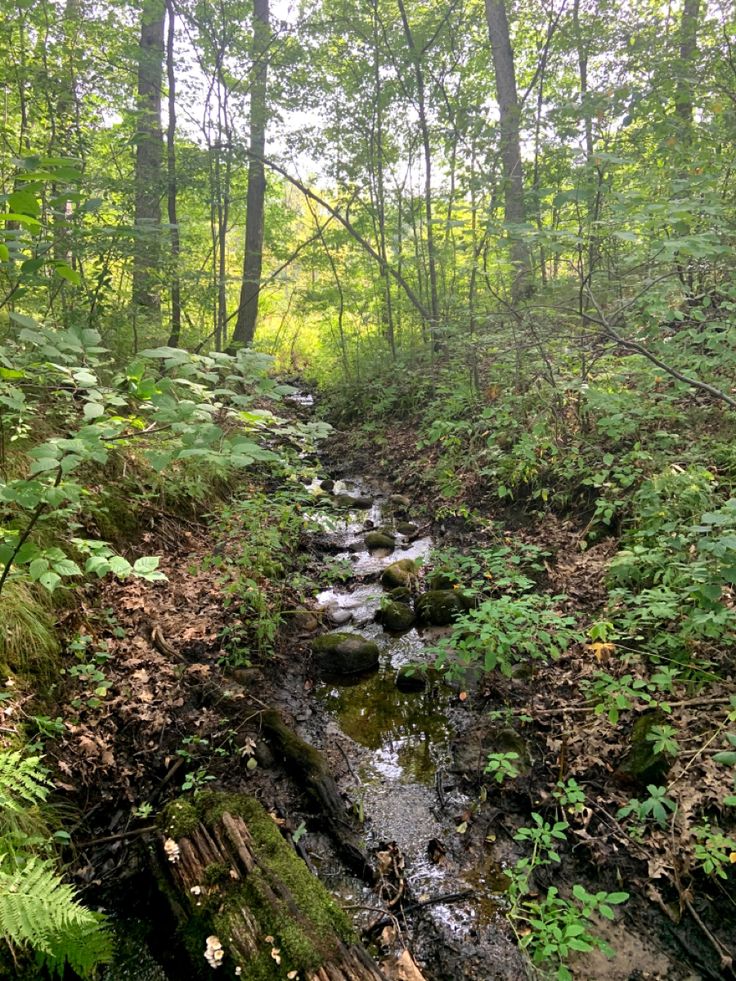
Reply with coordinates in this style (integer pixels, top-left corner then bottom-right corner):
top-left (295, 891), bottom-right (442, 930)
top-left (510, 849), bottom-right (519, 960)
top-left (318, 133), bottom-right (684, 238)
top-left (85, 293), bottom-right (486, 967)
top-left (301, 473), bottom-right (517, 975)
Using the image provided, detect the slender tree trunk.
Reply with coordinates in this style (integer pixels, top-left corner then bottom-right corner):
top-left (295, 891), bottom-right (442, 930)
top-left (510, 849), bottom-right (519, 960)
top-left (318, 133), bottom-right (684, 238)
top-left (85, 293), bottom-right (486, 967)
top-left (371, 0), bottom-right (395, 357)
top-left (675, 0), bottom-right (701, 129)
top-left (132, 0), bottom-right (165, 317)
top-left (232, 0), bottom-right (269, 347)
top-left (484, 0), bottom-right (532, 303)
top-left (165, 0), bottom-right (181, 347)
top-left (397, 0), bottom-right (439, 339)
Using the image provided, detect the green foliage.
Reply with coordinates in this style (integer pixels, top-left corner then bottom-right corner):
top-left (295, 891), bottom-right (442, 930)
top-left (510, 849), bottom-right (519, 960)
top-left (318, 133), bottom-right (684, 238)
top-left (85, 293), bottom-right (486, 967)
top-left (690, 822), bottom-right (736, 880)
top-left (428, 540), bottom-right (547, 598)
top-left (0, 857), bottom-right (112, 977)
top-left (433, 594), bottom-right (580, 678)
top-left (206, 490), bottom-right (307, 662)
top-left (0, 750), bottom-right (111, 975)
top-left (484, 752), bottom-right (520, 784)
top-left (617, 785), bottom-right (677, 830)
top-left (505, 813), bottom-right (629, 979)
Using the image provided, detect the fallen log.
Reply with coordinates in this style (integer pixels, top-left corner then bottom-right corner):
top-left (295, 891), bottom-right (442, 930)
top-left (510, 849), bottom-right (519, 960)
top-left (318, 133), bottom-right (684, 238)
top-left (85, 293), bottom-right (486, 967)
top-left (160, 792), bottom-right (386, 980)
top-left (261, 708), bottom-right (374, 882)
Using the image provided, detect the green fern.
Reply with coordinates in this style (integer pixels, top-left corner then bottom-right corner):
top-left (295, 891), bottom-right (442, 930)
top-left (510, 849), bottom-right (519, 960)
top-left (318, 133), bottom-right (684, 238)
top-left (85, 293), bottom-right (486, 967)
top-left (0, 856), bottom-right (113, 977)
top-left (0, 750), bottom-right (50, 812)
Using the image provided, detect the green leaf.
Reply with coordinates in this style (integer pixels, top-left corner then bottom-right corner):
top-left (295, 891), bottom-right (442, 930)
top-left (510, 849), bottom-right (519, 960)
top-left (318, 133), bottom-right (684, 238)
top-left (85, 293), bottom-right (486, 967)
top-left (8, 189), bottom-right (41, 216)
top-left (39, 571), bottom-right (62, 592)
top-left (132, 556), bottom-right (160, 575)
top-left (713, 751), bottom-right (736, 766)
top-left (54, 263), bottom-right (81, 286)
top-left (52, 559), bottom-right (82, 577)
top-left (83, 402), bottom-right (104, 420)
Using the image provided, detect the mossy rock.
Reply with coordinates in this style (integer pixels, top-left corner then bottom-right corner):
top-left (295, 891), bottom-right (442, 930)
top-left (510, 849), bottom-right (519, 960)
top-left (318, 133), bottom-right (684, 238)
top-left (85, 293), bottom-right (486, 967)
top-left (320, 479), bottom-right (335, 491)
top-left (388, 494), bottom-right (411, 508)
top-left (616, 711), bottom-right (671, 787)
top-left (312, 632), bottom-right (379, 675)
top-left (381, 559), bottom-right (417, 589)
top-left (376, 601), bottom-right (416, 632)
top-left (388, 586), bottom-right (412, 603)
top-left (91, 487), bottom-right (141, 547)
top-left (415, 589), bottom-right (463, 626)
top-left (334, 493), bottom-right (372, 509)
top-left (365, 531), bottom-right (396, 551)
top-left (395, 663), bottom-right (428, 692)
top-left (396, 522), bottom-right (418, 536)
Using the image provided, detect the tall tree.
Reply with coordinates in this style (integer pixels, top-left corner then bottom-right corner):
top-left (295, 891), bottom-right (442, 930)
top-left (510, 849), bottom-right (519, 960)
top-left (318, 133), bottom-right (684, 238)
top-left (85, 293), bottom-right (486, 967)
top-left (484, 0), bottom-right (531, 303)
top-left (232, 0), bottom-right (270, 347)
top-left (165, 0), bottom-right (181, 347)
top-left (397, 0), bottom-right (439, 336)
top-left (132, 0), bottom-right (165, 319)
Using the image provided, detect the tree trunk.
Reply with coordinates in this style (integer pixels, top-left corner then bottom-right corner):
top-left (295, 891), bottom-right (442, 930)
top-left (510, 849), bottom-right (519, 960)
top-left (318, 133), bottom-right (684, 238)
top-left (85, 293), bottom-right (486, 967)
top-left (484, 0), bottom-right (531, 303)
top-left (397, 0), bottom-right (440, 339)
top-left (165, 0), bottom-right (181, 347)
top-left (132, 0), bottom-right (165, 318)
top-left (674, 0), bottom-right (701, 129)
top-left (232, 0), bottom-right (269, 347)
top-left (161, 794), bottom-right (386, 980)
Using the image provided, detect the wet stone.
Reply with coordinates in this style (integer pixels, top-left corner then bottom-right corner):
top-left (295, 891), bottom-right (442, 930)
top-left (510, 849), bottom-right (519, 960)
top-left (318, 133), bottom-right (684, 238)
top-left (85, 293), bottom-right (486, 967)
top-left (312, 632), bottom-right (380, 675)
top-left (334, 493), bottom-right (372, 509)
top-left (415, 589), bottom-right (464, 626)
top-left (376, 600), bottom-right (416, 632)
top-left (381, 558), bottom-right (418, 589)
top-left (365, 531), bottom-right (396, 551)
top-left (389, 494), bottom-right (411, 508)
top-left (395, 663), bottom-right (428, 692)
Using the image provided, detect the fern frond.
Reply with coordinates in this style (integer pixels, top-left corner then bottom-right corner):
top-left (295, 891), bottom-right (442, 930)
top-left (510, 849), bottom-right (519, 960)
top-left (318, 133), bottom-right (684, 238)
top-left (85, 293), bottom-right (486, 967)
top-left (0, 750), bottom-right (50, 812)
top-left (0, 857), bottom-right (113, 977)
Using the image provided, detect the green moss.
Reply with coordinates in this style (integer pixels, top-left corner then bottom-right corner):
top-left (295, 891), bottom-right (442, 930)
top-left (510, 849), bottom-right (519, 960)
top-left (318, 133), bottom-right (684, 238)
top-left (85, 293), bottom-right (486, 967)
top-left (90, 487), bottom-right (141, 547)
top-left (161, 798), bottom-right (200, 839)
top-left (165, 793), bottom-right (355, 978)
top-left (203, 862), bottom-right (232, 885)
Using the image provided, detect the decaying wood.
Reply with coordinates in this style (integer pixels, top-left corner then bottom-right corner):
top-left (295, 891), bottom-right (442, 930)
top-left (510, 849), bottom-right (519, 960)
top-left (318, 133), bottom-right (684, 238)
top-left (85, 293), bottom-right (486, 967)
top-left (166, 803), bottom-right (386, 980)
top-left (261, 708), bottom-right (375, 881)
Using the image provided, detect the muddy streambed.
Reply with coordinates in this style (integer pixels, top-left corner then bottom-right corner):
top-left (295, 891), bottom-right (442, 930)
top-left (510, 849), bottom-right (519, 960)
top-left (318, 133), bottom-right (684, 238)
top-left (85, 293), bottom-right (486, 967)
top-left (294, 474), bottom-right (523, 978)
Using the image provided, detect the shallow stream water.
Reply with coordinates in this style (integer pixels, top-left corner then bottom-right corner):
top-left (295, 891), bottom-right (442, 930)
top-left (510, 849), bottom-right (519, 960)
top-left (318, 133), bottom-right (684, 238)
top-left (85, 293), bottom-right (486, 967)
top-left (303, 475), bottom-right (513, 958)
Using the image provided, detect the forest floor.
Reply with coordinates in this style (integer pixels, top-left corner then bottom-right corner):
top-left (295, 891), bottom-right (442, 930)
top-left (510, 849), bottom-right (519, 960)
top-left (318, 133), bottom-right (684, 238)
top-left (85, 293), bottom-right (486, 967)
top-left (49, 394), bottom-right (736, 981)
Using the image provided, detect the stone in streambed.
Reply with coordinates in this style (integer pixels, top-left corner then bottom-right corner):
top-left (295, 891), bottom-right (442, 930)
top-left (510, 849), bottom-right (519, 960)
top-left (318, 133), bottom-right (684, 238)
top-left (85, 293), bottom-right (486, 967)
top-left (365, 531), bottom-right (396, 551)
top-left (396, 522), bottom-right (418, 536)
top-left (320, 479), bottom-right (335, 491)
top-left (381, 558), bottom-right (418, 589)
top-left (415, 589), bottom-right (464, 626)
top-left (395, 663), bottom-right (428, 692)
top-left (334, 493), bottom-right (372, 509)
top-left (388, 586), bottom-right (412, 603)
top-left (312, 632), bottom-right (379, 675)
top-left (376, 600), bottom-right (416, 632)
top-left (389, 494), bottom-right (411, 508)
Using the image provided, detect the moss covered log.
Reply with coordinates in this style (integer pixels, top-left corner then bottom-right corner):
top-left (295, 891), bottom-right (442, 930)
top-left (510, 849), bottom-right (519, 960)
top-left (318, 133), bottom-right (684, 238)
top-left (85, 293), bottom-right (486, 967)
top-left (261, 710), bottom-right (374, 881)
top-left (160, 793), bottom-right (385, 980)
